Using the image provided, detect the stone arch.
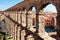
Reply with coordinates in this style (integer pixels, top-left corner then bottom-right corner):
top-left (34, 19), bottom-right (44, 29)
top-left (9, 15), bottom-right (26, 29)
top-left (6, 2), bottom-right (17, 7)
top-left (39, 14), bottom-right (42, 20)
top-left (21, 7), bottom-right (26, 11)
top-left (28, 6), bottom-right (37, 11)
top-left (37, 3), bottom-right (58, 11)
top-left (43, 3), bottom-right (58, 32)
top-left (37, 3), bottom-right (58, 40)
top-left (37, 3), bottom-right (50, 11)
top-left (26, 6), bottom-right (37, 33)
top-left (44, 4), bottom-right (57, 12)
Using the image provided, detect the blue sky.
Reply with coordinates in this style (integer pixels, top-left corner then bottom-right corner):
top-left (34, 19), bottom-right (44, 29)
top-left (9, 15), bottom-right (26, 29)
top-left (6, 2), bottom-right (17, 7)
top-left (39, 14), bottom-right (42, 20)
top-left (0, 0), bottom-right (24, 11)
top-left (43, 4), bottom-right (57, 13)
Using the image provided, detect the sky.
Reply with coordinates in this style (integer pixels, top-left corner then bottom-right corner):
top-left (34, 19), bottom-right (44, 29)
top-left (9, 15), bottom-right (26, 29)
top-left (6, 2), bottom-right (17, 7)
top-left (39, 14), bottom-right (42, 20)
top-left (0, 0), bottom-right (24, 11)
top-left (43, 4), bottom-right (57, 13)
top-left (0, 0), bottom-right (57, 13)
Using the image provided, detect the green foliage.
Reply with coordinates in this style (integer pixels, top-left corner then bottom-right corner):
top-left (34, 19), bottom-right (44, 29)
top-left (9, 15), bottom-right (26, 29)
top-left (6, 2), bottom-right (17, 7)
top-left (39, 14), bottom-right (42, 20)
top-left (0, 30), bottom-right (10, 40)
top-left (5, 35), bottom-right (10, 40)
top-left (0, 33), bottom-right (4, 37)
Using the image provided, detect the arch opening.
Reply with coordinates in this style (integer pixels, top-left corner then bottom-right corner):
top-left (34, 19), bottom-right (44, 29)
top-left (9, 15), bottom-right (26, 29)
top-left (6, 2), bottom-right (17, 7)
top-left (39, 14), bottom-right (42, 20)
top-left (27, 6), bottom-right (37, 32)
top-left (0, 20), bottom-right (8, 32)
top-left (43, 4), bottom-right (57, 13)
top-left (32, 7), bottom-right (36, 12)
top-left (42, 4), bottom-right (58, 39)
top-left (29, 6), bottom-right (36, 12)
